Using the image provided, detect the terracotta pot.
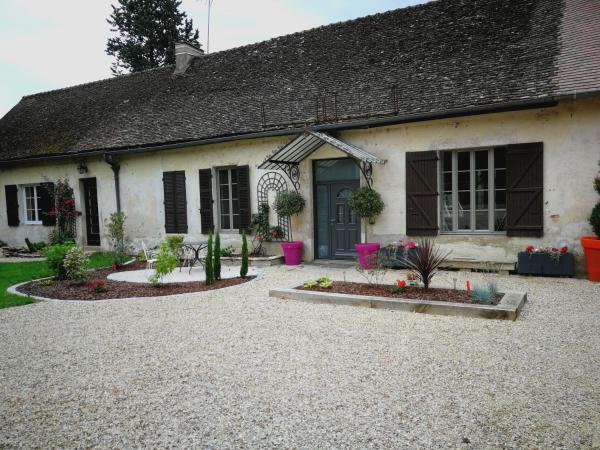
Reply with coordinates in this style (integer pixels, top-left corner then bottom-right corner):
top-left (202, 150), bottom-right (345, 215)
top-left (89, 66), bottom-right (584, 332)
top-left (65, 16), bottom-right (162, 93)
top-left (581, 236), bottom-right (600, 282)
top-left (355, 243), bottom-right (381, 269)
top-left (281, 241), bottom-right (303, 265)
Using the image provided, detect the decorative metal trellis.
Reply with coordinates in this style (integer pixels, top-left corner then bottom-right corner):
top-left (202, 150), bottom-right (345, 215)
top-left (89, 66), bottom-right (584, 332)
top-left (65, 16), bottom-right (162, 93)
top-left (256, 171), bottom-right (291, 241)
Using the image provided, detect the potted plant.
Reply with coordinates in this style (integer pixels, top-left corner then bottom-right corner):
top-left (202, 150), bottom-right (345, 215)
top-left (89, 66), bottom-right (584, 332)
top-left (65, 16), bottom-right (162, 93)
top-left (517, 245), bottom-right (574, 277)
top-left (581, 166), bottom-right (600, 281)
top-left (273, 191), bottom-right (306, 265)
top-left (347, 186), bottom-right (385, 269)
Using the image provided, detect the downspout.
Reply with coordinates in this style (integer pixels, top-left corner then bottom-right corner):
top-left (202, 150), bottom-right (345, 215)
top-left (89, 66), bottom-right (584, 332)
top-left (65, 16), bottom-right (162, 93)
top-left (104, 154), bottom-right (121, 212)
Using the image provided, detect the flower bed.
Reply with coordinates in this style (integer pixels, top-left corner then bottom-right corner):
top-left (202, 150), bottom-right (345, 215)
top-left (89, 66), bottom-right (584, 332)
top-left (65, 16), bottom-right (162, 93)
top-left (297, 281), bottom-right (503, 305)
top-left (16, 261), bottom-right (254, 301)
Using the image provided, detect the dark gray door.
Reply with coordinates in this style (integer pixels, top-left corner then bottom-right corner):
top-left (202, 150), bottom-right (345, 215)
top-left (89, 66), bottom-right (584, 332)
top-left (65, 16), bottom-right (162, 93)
top-left (82, 178), bottom-right (100, 246)
top-left (330, 182), bottom-right (360, 259)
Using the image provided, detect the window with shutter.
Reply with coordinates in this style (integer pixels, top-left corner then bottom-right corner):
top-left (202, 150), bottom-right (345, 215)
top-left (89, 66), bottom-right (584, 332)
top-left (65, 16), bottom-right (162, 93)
top-left (199, 169), bottom-right (214, 234)
top-left (215, 165), bottom-right (251, 233)
top-left (406, 151), bottom-right (439, 236)
top-left (5, 185), bottom-right (19, 227)
top-left (163, 171), bottom-right (188, 234)
top-left (506, 143), bottom-right (543, 237)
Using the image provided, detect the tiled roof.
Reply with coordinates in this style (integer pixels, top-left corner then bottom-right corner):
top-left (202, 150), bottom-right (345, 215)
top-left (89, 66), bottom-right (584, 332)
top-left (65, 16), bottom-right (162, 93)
top-left (0, 0), bottom-right (597, 163)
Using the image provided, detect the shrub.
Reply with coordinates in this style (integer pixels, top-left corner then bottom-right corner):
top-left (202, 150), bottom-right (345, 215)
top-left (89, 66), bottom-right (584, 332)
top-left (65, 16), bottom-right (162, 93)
top-left (213, 229), bottom-right (221, 280)
top-left (165, 235), bottom-right (184, 259)
top-left (204, 233), bottom-right (214, 285)
top-left (317, 276), bottom-right (332, 288)
top-left (148, 241), bottom-right (179, 284)
top-left (220, 246), bottom-right (234, 257)
top-left (400, 239), bottom-right (451, 289)
top-left (63, 246), bottom-right (90, 282)
top-left (347, 187), bottom-right (385, 242)
top-left (356, 251), bottom-right (388, 285)
top-left (390, 280), bottom-right (407, 294)
top-left (107, 212), bottom-right (129, 265)
top-left (273, 191), bottom-right (305, 241)
top-left (303, 279), bottom-right (317, 288)
top-left (43, 243), bottom-right (75, 279)
top-left (240, 229), bottom-right (249, 278)
top-left (31, 241), bottom-right (47, 252)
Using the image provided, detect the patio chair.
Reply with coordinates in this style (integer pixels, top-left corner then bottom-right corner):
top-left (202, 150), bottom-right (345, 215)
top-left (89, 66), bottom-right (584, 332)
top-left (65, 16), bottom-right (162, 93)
top-left (141, 241), bottom-right (157, 270)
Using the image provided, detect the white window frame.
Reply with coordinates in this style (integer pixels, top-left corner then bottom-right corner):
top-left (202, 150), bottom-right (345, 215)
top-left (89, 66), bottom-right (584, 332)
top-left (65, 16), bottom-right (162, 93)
top-left (22, 184), bottom-right (43, 225)
top-left (216, 166), bottom-right (240, 231)
top-left (439, 147), bottom-right (507, 234)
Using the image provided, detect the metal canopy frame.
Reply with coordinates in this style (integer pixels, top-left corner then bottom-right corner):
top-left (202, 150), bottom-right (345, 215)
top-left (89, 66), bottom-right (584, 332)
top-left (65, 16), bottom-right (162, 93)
top-left (258, 130), bottom-right (386, 188)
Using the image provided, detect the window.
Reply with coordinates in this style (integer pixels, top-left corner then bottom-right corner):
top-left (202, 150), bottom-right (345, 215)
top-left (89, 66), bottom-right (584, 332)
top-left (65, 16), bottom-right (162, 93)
top-left (23, 185), bottom-right (43, 224)
top-left (218, 167), bottom-right (240, 230)
top-left (441, 148), bottom-right (507, 232)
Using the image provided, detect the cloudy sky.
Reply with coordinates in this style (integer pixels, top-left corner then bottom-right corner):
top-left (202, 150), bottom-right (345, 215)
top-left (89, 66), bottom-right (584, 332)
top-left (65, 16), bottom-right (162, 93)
top-left (0, 0), bottom-right (426, 117)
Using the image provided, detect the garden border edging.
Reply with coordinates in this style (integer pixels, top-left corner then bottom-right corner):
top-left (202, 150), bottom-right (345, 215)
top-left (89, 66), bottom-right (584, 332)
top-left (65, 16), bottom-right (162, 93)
top-left (269, 288), bottom-right (527, 320)
top-left (7, 270), bottom-right (264, 304)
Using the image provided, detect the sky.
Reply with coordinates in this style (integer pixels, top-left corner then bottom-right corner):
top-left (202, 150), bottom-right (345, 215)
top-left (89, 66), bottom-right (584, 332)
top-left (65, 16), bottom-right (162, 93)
top-left (0, 0), bottom-right (426, 118)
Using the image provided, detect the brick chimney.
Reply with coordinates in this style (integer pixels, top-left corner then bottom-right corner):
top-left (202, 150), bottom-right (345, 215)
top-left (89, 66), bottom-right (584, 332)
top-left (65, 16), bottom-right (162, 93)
top-left (174, 42), bottom-right (204, 75)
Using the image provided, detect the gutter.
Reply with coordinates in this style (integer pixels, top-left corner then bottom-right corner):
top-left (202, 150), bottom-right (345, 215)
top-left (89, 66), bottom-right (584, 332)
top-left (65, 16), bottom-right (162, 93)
top-left (0, 95), bottom-right (585, 167)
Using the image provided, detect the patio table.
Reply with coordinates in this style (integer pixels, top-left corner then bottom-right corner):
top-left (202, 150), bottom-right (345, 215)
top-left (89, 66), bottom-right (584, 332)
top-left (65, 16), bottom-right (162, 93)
top-left (182, 240), bottom-right (209, 273)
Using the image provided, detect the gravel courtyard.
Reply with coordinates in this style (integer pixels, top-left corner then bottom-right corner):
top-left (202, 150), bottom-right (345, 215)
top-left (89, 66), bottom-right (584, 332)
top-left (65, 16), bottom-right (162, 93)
top-left (1, 265), bottom-right (599, 449)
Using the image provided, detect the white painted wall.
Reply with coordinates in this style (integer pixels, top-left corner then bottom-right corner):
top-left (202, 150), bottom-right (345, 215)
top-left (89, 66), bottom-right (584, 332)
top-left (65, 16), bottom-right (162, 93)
top-left (1, 97), bottom-right (599, 272)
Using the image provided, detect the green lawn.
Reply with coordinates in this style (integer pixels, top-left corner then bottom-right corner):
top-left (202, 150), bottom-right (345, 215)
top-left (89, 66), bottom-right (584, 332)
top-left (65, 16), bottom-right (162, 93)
top-left (0, 252), bottom-right (117, 309)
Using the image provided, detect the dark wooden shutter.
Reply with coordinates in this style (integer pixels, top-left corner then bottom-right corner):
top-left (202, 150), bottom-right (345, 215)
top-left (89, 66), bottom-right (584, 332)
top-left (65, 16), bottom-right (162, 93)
top-left (506, 143), bottom-right (543, 237)
top-left (39, 183), bottom-right (56, 227)
top-left (406, 151), bottom-right (439, 236)
top-left (5, 185), bottom-right (19, 227)
top-left (163, 171), bottom-right (188, 234)
top-left (237, 165), bottom-right (251, 233)
top-left (199, 169), bottom-right (214, 234)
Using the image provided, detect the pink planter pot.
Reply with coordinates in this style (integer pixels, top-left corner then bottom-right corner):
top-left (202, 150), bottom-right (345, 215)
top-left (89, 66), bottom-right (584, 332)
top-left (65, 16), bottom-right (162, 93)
top-left (281, 241), bottom-right (303, 265)
top-left (355, 243), bottom-right (381, 269)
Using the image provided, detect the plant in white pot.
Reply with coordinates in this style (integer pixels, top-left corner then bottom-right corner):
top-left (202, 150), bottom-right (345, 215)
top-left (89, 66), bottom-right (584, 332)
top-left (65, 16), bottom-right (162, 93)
top-left (581, 163), bottom-right (600, 282)
top-left (347, 186), bottom-right (385, 269)
top-left (273, 190), bottom-right (306, 265)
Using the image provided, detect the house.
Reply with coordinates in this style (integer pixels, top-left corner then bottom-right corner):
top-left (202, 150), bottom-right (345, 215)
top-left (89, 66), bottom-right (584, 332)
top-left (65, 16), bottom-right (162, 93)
top-left (1, 0), bottom-right (599, 273)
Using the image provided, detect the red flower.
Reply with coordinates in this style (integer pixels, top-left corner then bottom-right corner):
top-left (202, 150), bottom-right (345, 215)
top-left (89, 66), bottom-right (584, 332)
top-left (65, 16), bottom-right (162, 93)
top-left (397, 280), bottom-right (407, 288)
top-left (560, 246), bottom-right (568, 254)
top-left (526, 245), bottom-right (535, 252)
top-left (64, 198), bottom-right (75, 205)
top-left (551, 247), bottom-right (559, 253)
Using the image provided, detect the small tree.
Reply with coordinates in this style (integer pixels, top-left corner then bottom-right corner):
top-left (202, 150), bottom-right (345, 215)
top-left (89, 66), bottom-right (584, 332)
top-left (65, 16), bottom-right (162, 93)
top-left (106, 0), bottom-right (201, 75)
top-left (347, 187), bottom-right (385, 243)
top-left (240, 229), bottom-right (249, 278)
top-left (148, 240), bottom-right (179, 284)
top-left (205, 232), bottom-right (214, 285)
top-left (213, 229), bottom-right (221, 280)
top-left (43, 243), bottom-right (75, 279)
top-left (107, 212), bottom-right (128, 265)
top-left (273, 191), bottom-right (305, 241)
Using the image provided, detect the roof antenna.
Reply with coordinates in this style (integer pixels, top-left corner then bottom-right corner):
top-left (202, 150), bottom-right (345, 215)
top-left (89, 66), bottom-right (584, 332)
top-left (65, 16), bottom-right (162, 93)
top-left (206, 0), bottom-right (214, 54)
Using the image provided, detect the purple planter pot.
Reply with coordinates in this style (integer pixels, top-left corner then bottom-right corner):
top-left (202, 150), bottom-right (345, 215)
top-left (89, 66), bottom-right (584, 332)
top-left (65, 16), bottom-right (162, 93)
top-left (355, 243), bottom-right (381, 269)
top-left (281, 241), bottom-right (303, 265)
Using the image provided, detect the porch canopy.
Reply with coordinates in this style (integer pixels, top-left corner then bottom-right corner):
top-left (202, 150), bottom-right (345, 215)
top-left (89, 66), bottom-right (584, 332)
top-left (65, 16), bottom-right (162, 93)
top-left (258, 130), bottom-right (386, 188)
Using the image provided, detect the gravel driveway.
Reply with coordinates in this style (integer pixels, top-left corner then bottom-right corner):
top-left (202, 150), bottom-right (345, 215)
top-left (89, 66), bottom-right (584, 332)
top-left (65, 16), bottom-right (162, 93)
top-left (1, 266), bottom-right (599, 449)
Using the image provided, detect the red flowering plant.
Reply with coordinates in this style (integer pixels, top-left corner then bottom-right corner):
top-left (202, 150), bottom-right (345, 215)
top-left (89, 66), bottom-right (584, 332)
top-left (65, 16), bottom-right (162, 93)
top-left (525, 244), bottom-right (569, 264)
top-left (47, 178), bottom-right (80, 244)
top-left (87, 280), bottom-right (107, 293)
top-left (391, 279), bottom-right (407, 294)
